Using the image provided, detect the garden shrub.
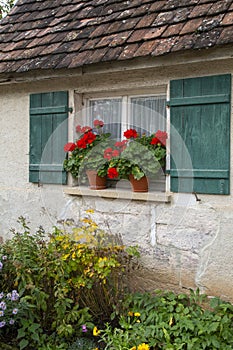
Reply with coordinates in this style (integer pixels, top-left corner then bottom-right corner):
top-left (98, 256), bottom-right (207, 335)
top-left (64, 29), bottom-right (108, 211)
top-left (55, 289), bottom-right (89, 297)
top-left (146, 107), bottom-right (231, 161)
top-left (0, 214), bottom-right (138, 350)
top-left (97, 289), bottom-right (233, 350)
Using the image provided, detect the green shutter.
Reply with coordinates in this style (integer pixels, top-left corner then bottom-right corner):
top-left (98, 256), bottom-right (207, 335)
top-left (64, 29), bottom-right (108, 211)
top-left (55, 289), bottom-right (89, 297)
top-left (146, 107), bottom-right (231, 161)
top-left (29, 91), bottom-right (69, 184)
top-left (169, 74), bottom-right (231, 194)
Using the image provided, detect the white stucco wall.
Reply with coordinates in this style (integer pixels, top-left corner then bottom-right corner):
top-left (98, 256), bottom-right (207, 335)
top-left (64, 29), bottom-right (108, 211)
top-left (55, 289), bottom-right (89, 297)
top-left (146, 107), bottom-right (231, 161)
top-left (1, 49), bottom-right (233, 300)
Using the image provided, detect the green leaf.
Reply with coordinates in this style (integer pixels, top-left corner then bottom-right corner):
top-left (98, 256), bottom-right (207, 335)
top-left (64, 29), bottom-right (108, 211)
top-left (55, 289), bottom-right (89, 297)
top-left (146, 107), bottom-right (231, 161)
top-left (19, 339), bottom-right (29, 350)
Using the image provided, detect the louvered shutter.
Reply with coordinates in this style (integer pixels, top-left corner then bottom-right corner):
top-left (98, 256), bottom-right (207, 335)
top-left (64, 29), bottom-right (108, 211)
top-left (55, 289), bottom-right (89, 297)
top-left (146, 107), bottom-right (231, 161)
top-left (29, 91), bottom-right (68, 184)
top-left (169, 74), bottom-right (231, 194)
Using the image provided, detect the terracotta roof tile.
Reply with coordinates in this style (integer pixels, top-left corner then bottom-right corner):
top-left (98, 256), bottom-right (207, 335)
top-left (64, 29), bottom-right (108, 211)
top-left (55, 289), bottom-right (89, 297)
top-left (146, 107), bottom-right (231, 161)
top-left (171, 33), bottom-right (195, 52)
top-left (152, 36), bottom-right (179, 56)
top-left (188, 3), bottom-right (213, 18)
top-left (101, 46), bottom-right (122, 61)
top-left (217, 26), bottom-right (233, 44)
top-left (135, 13), bottom-right (157, 28)
top-left (127, 28), bottom-right (148, 43)
top-left (151, 11), bottom-right (174, 26)
top-left (180, 17), bottom-right (204, 34)
top-left (134, 39), bottom-right (160, 57)
top-left (162, 23), bottom-right (184, 37)
top-left (118, 43), bottom-right (139, 60)
top-left (0, 0), bottom-right (233, 74)
top-left (143, 26), bottom-right (167, 40)
top-left (222, 11), bottom-right (233, 25)
top-left (207, 0), bottom-right (232, 15)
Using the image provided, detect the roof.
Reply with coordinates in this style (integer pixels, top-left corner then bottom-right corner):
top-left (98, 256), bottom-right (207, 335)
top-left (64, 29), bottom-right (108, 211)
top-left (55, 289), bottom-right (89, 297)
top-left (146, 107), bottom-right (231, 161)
top-left (0, 0), bottom-right (233, 74)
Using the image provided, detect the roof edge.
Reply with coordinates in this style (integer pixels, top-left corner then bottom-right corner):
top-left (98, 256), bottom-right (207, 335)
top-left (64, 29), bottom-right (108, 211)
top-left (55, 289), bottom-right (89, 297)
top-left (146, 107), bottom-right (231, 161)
top-left (0, 45), bottom-right (232, 85)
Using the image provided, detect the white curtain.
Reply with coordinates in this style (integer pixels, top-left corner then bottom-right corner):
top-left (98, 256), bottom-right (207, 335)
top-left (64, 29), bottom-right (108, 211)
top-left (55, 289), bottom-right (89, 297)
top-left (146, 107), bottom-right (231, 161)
top-left (87, 95), bottom-right (166, 139)
top-left (130, 95), bottom-right (166, 135)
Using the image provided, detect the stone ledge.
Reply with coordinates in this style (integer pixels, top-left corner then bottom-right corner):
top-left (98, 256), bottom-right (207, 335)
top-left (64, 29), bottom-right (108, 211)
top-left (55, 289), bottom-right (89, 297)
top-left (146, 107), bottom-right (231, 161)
top-left (63, 186), bottom-right (172, 203)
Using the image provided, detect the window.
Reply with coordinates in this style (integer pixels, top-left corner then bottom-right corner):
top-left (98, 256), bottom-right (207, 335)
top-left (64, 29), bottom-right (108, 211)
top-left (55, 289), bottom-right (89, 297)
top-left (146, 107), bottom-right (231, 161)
top-left (170, 74), bottom-right (231, 195)
top-left (29, 91), bottom-right (69, 184)
top-left (30, 74), bottom-right (231, 198)
top-left (85, 93), bottom-right (167, 140)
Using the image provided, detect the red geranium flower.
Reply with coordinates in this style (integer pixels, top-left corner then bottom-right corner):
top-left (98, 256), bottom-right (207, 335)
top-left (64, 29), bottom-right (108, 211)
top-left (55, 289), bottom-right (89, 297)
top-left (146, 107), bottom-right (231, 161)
top-left (115, 140), bottom-right (128, 151)
top-left (151, 137), bottom-right (160, 145)
top-left (76, 125), bottom-right (82, 133)
top-left (154, 130), bottom-right (168, 146)
top-left (104, 148), bottom-right (113, 160)
top-left (82, 126), bottom-right (92, 133)
top-left (93, 119), bottom-right (104, 128)
top-left (77, 138), bottom-right (87, 149)
top-left (123, 129), bottom-right (138, 139)
top-left (76, 125), bottom-right (92, 133)
top-left (64, 142), bottom-right (76, 152)
top-left (112, 150), bottom-right (120, 157)
top-left (83, 131), bottom-right (96, 144)
top-left (107, 167), bottom-right (119, 179)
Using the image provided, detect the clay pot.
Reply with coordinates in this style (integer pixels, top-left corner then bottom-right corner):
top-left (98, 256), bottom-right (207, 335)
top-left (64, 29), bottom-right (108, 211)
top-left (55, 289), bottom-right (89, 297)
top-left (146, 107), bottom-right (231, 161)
top-left (129, 174), bottom-right (149, 192)
top-left (86, 170), bottom-right (107, 190)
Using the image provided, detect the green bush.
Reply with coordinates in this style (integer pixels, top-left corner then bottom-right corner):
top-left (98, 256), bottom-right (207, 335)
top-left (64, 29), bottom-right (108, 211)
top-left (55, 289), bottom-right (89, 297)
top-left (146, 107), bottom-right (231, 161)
top-left (0, 215), bottom-right (138, 350)
top-left (97, 289), bottom-right (233, 350)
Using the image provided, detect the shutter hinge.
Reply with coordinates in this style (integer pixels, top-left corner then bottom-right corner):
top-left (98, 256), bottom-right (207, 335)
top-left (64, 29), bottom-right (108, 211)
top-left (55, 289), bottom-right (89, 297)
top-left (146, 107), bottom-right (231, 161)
top-left (166, 101), bottom-right (170, 108)
top-left (219, 180), bottom-right (225, 194)
top-left (65, 106), bottom-right (73, 113)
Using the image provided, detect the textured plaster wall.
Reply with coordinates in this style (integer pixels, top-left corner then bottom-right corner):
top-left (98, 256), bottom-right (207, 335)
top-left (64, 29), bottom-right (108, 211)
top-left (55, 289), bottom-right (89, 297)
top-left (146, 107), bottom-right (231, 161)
top-left (1, 55), bottom-right (233, 299)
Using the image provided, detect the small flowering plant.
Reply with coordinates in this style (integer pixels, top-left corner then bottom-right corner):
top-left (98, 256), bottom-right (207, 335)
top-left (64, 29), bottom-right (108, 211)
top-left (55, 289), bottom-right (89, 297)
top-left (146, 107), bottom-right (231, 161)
top-left (105, 129), bottom-right (167, 181)
top-left (63, 119), bottom-right (111, 181)
top-left (0, 290), bottom-right (21, 329)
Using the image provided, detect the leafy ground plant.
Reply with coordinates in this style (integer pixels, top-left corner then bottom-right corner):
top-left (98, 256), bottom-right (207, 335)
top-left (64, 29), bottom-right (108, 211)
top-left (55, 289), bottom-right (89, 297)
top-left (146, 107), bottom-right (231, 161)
top-left (96, 289), bottom-right (233, 350)
top-left (0, 214), bottom-right (139, 350)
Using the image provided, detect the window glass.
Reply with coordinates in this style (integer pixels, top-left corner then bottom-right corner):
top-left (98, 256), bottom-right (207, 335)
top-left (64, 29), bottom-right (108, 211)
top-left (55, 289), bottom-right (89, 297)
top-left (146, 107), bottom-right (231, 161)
top-left (130, 95), bottom-right (166, 135)
top-left (88, 98), bottom-right (122, 139)
top-left (87, 94), bottom-right (166, 139)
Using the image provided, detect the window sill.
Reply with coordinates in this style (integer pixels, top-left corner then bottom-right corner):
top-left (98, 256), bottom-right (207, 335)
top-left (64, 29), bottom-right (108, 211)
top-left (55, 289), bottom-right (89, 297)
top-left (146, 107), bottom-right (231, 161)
top-left (63, 186), bottom-right (172, 203)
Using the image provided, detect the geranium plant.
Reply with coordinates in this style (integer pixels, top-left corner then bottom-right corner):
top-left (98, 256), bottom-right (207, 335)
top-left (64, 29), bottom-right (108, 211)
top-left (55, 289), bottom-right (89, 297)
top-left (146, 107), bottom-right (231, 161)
top-left (105, 129), bottom-right (167, 181)
top-left (64, 121), bottom-right (167, 184)
top-left (63, 119), bottom-right (111, 181)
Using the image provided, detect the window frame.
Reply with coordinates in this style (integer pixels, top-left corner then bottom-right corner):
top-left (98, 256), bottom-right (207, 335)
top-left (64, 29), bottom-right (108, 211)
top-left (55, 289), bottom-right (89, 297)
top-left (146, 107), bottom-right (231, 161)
top-left (68, 86), bottom-right (170, 196)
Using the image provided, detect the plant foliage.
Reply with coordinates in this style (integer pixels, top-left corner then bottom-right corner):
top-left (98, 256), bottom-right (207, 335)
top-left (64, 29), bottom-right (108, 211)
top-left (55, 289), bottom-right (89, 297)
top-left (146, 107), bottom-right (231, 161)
top-left (0, 215), bottom-right (138, 349)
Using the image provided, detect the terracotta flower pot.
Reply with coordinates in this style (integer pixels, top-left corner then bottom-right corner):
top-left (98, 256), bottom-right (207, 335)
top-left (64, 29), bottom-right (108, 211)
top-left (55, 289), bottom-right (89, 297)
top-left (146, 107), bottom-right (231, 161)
top-left (129, 174), bottom-right (149, 192)
top-left (86, 170), bottom-right (107, 190)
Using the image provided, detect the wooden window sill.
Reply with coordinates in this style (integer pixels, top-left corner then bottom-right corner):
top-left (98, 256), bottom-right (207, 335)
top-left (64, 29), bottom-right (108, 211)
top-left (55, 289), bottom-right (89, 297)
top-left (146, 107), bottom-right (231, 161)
top-left (63, 185), bottom-right (172, 203)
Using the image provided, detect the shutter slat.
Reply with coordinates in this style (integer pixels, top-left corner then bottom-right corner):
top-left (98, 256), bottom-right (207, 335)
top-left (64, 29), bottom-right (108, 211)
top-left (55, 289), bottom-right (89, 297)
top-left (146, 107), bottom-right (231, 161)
top-left (168, 94), bottom-right (230, 107)
top-left (170, 169), bottom-right (229, 178)
top-left (30, 106), bottom-right (69, 115)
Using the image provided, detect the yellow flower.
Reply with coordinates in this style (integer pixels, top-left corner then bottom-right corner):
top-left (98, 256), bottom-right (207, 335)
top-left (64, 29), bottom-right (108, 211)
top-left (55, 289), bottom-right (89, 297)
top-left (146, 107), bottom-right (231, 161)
top-left (86, 209), bottom-right (94, 213)
top-left (136, 319), bottom-right (140, 323)
top-left (130, 347), bottom-right (136, 350)
top-left (62, 243), bottom-right (69, 249)
top-left (81, 218), bottom-right (91, 224)
top-left (134, 312), bottom-right (141, 317)
top-left (93, 326), bottom-right (101, 336)
top-left (62, 253), bottom-right (70, 261)
top-left (128, 311), bottom-right (134, 316)
top-left (138, 343), bottom-right (150, 350)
